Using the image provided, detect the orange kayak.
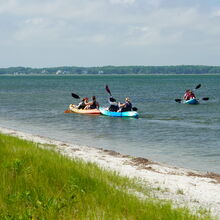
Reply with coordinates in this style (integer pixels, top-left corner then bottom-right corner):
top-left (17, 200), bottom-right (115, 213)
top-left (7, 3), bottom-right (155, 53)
top-left (68, 104), bottom-right (101, 114)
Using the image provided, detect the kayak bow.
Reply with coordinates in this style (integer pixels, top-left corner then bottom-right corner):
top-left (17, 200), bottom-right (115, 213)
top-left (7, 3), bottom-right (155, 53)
top-left (184, 98), bottom-right (199, 105)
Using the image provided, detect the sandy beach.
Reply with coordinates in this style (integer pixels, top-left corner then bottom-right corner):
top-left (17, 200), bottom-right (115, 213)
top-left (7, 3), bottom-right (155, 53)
top-left (1, 126), bottom-right (220, 218)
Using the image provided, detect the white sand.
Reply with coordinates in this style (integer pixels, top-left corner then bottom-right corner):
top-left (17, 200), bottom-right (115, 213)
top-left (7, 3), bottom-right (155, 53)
top-left (1, 126), bottom-right (220, 218)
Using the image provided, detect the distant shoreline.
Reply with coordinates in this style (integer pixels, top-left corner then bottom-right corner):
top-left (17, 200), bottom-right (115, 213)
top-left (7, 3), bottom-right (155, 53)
top-left (1, 73), bottom-right (220, 76)
top-left (0, 125), bottom-right (220, 217)
top-left (1, 65), bottom-right (220, 75)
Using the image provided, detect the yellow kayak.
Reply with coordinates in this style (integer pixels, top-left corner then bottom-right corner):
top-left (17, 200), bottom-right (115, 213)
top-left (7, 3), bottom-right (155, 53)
top-left (68, 104), bottom-right (101, 115)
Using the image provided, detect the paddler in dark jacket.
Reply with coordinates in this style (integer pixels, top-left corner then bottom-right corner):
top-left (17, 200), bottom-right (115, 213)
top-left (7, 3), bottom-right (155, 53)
top-left (118, 97), bottom-right (132, 112)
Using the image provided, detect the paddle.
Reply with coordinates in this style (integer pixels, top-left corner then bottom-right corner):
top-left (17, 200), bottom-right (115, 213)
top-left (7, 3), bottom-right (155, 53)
top-left (175, 97), bottom-right (209, 103)
top-left (132, 107), bottom-right (138, 111)
top-left (175, 99), bottom-right (182, 103)
top-left (201, 97), bottom-right (209, 101)
top-left (195, 84), bottom-right (201, 90)
top-left (64, 92), bottom-right (80, 113)
top-left (71, 93), bottom-right (80, 99)
top-left (105, 85), bottom-right (112, 96)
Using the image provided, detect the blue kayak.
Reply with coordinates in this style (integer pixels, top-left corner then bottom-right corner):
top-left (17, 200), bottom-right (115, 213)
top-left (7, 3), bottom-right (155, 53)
top-left (99, 107), bottom-right (139, 117)
top-left (184, 98), bottom-right (199, 104)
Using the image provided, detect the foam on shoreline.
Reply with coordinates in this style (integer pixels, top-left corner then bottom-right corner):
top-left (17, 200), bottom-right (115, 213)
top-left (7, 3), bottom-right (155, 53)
top-left (0, 126), bottom-right (220, 217)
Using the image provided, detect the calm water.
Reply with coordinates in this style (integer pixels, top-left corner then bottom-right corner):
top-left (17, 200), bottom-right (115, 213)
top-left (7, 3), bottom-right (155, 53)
top-left (0, 74), bottom-right (220, 173)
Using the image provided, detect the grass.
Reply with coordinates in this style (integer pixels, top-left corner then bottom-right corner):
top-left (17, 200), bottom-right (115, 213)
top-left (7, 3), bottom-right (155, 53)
top-left (0, 133), bottom-right (212, 219)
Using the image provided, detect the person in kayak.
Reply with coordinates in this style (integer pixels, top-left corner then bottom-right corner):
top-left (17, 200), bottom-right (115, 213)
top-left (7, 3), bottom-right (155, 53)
top-left (183, 90), bottom-right (196, 101)
top-left (76, 97), bottom-right (89, 109)
top-left (108, 96), bottom-right (119, 112)
top-left (118, 97), bottom-right (132, 112)
top-left (85, 96), bottom-right (99, 109)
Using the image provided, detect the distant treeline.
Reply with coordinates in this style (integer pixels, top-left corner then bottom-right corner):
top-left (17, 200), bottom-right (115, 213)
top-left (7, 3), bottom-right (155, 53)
top-left (1, 65), bottom-right (220, 75)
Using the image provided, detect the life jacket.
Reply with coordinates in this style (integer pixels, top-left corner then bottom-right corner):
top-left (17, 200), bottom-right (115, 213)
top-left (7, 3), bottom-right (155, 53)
top-left (108, 97), bottom-right (119, 112)
top-left (109, 105), bottom-right (119, 112)
top-left (184, 92), bottom-right (190, 100)
top-left (184, 92), bottom-right (195, 100)
top-left (89, 101), bottom-right (98, 109)
top-left (77, 101), bottom-right (86, 109)
top-left (121, 102), bottom-right (132, 112)
top-left (189, 93), bottom-right (196, 99)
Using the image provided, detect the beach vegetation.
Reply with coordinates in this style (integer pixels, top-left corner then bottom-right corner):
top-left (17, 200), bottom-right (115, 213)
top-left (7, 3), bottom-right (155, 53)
top-left (177, 189), bottom-right (184, 195)
top-left (0, 133), bottom-right (212, 219)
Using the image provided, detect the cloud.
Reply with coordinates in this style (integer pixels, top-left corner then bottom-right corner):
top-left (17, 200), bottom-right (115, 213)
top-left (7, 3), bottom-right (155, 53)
top-left (211, 7), bottom-right (220, 17)
top-left (1, 0), bottom-right (220, 66)
top-left (0, 2), bottom-right (215, 45)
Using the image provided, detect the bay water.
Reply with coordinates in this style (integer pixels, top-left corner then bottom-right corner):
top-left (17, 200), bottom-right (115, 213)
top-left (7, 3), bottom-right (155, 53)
top-left (0, 74), bottom-right (219, 173)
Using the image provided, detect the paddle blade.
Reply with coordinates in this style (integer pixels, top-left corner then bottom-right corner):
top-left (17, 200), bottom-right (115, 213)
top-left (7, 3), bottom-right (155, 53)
top-left (195, 84), bottom-right (201, 89)
top-left (132, 107), bottom-right (138, 111)
top-left (105, 85), bottom-right (112, 96)
top-left (109, 97), bottom-right (116, 102)
top-left (202, 97), bottom-right (209, 101)
top-left (175, 99), bottom-right (182, 103)
top-left (71, 93), bottom-right (80, 99)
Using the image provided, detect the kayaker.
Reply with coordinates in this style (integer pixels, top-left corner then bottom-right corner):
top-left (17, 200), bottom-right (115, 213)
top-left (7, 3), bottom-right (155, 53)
top-left (85, 96), bottom-right (99, 109)
top-left (108, 96), bottom-right (119, 112)
top-left (183, 90), bottom-right (190, 100)
top-left (76, 97), bottom-right (89, 109)
top-left (118, 97), bottom-right (132, 112)
top-left (183, 90), bottom-right (196, 101)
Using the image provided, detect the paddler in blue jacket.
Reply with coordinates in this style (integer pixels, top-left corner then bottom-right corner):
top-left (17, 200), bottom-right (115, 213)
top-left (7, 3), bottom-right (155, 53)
top-left (118, 97), bottom-right (132, 112)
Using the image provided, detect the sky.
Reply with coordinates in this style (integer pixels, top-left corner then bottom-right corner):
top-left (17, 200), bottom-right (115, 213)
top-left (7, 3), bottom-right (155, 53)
top-left (1, 0), bottom-right (220, 67)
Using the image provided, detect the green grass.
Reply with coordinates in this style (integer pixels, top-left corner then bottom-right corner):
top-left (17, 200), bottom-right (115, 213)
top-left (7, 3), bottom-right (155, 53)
top-left (0, 133), bottom-right (212, 219)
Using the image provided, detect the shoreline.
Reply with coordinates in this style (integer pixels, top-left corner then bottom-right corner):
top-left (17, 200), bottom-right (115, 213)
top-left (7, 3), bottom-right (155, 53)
top-left (1, 126), bottom-right (220, 217)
